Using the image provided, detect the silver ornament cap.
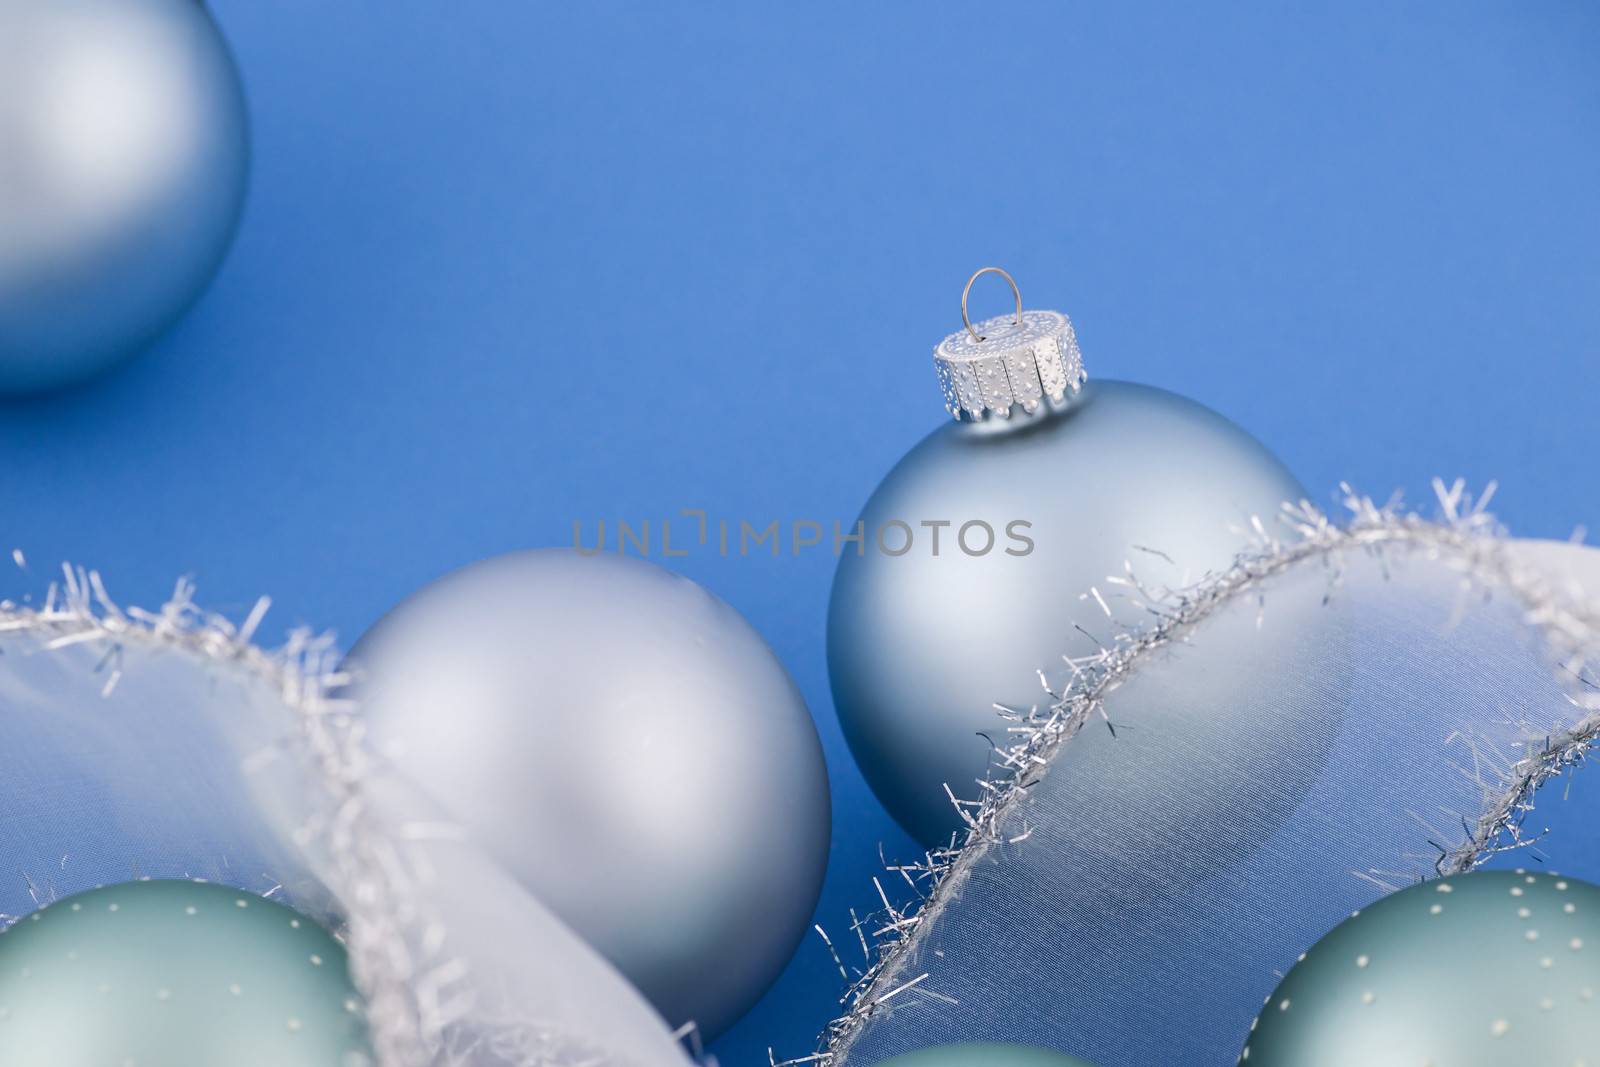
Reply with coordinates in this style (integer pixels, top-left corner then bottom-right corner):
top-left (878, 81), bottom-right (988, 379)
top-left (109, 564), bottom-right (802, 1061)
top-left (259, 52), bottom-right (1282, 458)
top-left (934, 267), bottom-right (1086, 420)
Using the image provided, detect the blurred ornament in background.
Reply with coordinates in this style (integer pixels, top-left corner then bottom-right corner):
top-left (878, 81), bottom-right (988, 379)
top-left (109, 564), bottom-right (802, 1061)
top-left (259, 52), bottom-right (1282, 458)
top-left (828, 268), bottom-right (1314, 845)
top-left (1241, 869), bottom-right (1600, 1066)
top-left (347, 550), bottom-right (832, 1040)
top-left (0, 880), bottom-right (370, 1067)
top-left (875, 1042), bottom-right (1099, 1067)
top-left (0, 0), bottom-right (249, 394)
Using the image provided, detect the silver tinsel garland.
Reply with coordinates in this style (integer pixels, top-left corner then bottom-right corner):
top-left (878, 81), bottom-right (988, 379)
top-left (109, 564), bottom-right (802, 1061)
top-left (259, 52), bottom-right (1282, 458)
top-left (795, 481), bottom-right (1600, 1067)
top-left (0, 565), bottom-right (450, 1067)
top-left (4, 480), bottom-right (1598, 1067)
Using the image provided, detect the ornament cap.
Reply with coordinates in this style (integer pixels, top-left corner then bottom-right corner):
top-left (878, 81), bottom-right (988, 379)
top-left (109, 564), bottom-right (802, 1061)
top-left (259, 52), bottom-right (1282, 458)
top-left (933, 268), bottom-right (1086, 421)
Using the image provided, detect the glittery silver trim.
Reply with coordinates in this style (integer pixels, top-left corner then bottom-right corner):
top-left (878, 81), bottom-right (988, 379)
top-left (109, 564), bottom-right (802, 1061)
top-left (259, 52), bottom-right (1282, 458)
top-left (0, 570), bottom-right (443, 1065)
top-left (0, 567), bottom-right (636, 1067)
top-left (797, 482), bottom-right (1600, 1067)
top-left (932, 310), bottom-right (1085, 421)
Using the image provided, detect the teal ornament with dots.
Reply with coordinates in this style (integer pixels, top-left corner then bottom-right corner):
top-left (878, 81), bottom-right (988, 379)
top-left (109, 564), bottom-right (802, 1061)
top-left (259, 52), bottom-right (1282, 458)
top-left (0, 880), bottom-right (371, 1067)
top-left (875, 1041), bottom-right (1099, 1067)
top-left (1241, 869), bottom-right (1600, 1066)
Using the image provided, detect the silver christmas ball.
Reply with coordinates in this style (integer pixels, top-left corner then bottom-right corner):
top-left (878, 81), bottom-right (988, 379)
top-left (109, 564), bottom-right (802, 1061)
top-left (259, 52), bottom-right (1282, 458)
top-left (0, 0), bottom-right (249, 393)
top-left (0, 881), bottom-right (370, 1067)
top-left (1242, 870), bottom-right (1600, 1065)
top-left (829, 296), bottom-right (1310, 845)
top-left (347, 551), bottom-right (831, 1040)
top-left (875, 1042), bottom-right (1098, 1067)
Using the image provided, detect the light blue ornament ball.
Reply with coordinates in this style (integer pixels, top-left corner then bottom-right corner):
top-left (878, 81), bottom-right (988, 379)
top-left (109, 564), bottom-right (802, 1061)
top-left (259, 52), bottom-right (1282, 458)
top-left (347, 550), bottom-right (831, 1039)
top-left (829, 378), bottom-right (1308, 845)
top-left (1242, 870), bottom-right (1600, 1065)
top-left (0, 880), bottom-right (370, 1066)
top-left (0, 0), bottom-right (249, 393)
top-left (873, 1041), bottom-right (1099, 1067)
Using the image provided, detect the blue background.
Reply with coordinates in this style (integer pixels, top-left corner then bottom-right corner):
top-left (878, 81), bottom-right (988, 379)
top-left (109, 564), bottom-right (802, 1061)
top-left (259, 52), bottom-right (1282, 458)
top-left (2, 3), bottom-right (1597, 1063)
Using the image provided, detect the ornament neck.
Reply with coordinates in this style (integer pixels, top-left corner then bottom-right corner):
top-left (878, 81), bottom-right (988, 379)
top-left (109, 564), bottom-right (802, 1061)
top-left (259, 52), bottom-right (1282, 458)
top-left (955, 386), bottom-right (1086, 437)
top-left (933, 268), bottom-right (1086, 423)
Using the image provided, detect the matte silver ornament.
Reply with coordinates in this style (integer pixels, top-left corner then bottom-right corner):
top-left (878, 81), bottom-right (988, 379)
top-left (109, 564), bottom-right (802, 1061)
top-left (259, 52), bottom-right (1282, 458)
top-left (0, 0), bottom-right (249, 393)
top-left (346, 551), bottom-right (831, 1040)
top-left (829, 271), bottom-right (1312, 845)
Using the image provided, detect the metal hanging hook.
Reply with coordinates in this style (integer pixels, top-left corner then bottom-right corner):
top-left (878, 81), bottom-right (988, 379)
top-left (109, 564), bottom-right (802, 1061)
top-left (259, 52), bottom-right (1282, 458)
top-left (961, 266), bottom-right (1023, 343)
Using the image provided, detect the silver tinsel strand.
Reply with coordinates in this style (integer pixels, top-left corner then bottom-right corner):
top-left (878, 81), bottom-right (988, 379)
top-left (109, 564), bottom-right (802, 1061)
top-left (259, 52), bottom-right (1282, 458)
top-left (797, 481), bottom-right (1600, 1067)
top-left (5, 480), bottom-right (1597, 1067)
top-left (0, 566), bottom-right (458, 1067)
top-left (0, 562), bottom-right (684, 1067)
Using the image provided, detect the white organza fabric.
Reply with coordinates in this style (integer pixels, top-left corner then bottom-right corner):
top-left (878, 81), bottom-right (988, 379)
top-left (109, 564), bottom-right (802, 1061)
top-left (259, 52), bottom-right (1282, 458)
top-left (4, 492), bottom-right (1598, 1067)
top-left (820, 515), bottom-right (1600, 1067)
top-left (0, 572), bottom-right (692, 1067)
